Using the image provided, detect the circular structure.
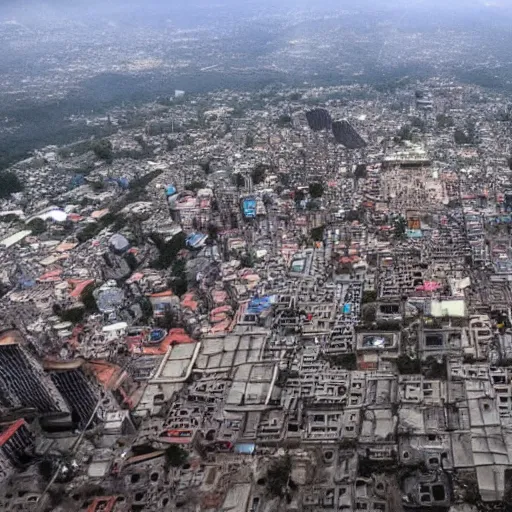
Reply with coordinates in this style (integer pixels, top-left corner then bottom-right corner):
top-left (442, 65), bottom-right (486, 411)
top-left (109, 233), bottom-right (130, 254)
top-left (38, 209), bottom-right (68, 223)
top-left (147, 328), bottom-right (167, 345)
top-left (102, 322), bottom-right (128, 333)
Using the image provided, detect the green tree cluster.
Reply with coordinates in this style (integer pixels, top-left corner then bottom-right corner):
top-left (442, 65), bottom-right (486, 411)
top-left (166, 138), bottom-right (179, 152)
top-left (76, 222), bottom-right (102, 244)
top-left (92, 139), bottom-right (113, 164)
top-left (455, 121), bottom-right (477, 145)
top-left (423, 356), bottom-right (447, 379)
top-left (240, 252), bottom-right (255, 268)
top-left (410, 116), bottom-right (426, 132)
top-left (152, 231), bottom-right (187, 269)
top-left (185, 181), bottom-right (206, 192)
top-left (267, 455), bottom-right (292, 498)
top-left (393, 216), bottom-right (407, 239)
top-left (251, 163), bottom-right (267, 185)
top-left (310, 225), bottom-right (325, 242)
top-left (309, 182), bottom-right (324, 198)
top-left (294, 189), bottom-right (306, 202)
top-left (362, 290), bottom-right (377, 304)
top-left (0, 170), bottom-right (24, 198)
top-left (354, 164), bottom-right (367, 180)
top-left (245, 133), bottom-right (255, 148)
top-left (199, 157), bottom-right (211, 174)
top-left (396, 124), bottom-right (413, 142)
top-left (326, 353), bottom-right (357, 370)
top-left (233, 173), bottom-right (245, 188)
top-left (81, 284), bottom-right (98, 313)
top-left (277, 114), bottom-right (292, 127)
top-left (454, 129), bottom-right (470, 145)
top-left (396, 355), bottom-right (421, 374)
top-left (164, 445), bottom-right (188, 470)
top-left (170, 259), bottom-right (188, 297)
top-left (26, 217), bottom-right (46, 235)
top-left (436, 114), bottom-right (454, 129)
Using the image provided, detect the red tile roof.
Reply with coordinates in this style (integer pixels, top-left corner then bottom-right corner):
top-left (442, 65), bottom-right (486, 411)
top-left (38, 269), bottom-right (63, 282)
top-left (0, 419), bottom-right (25, 447)
top-left (68, 279), bottom-right (95, 298)
top-left (127, 328), bottom-right (193, 355)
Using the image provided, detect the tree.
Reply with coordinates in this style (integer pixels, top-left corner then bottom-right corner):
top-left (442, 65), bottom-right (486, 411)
top-left (76, 222), bottom-right (101, 243)
top-left (458, 472), bottom-right (481, 505)
top-left (81, 284), bottom-right (98, 313)
top-left (241, 252), bottom-right (254, 268)
top-left (396, 124), bottom-right (413, 142)
top-left (397, 355), bottom-right (421, 375)
top-left (410, 116), bottom-right (426, 132)
top-left (294, 189), bottom-right (306, 202)
top-left (345, 210), bottom-right (361, 222)
top-left (454, 129), bottom-right (470, 145)
top-left (59, 306), bottom-right (85, 324)
top-left (298, 148), bottom-right (307, 171)
top-left (310, 225), bottom-right (325, 242)
top-left (309, 182), bottom-right (324, 198)
top-left (152, 231), bottom-right (187, 269)
top-left (326, 353), bottom-right (357, 370)
top-left (267, 455), bottom-right (292, 498)
top-left (306, 199), bottom-right (320, 210)
top-left (169, 258), bottom-right (188, 297)
top-left (277, 114), bottom-right (292, 127)
top-left (233, 173), bottom-right (245, 188)
top-left (230, 212), bottom-right (239, 229)
top-left (465, 119), bottom-right (477, 144)
top-left (288, 92), bottom-right (301, 101)
top-left (251, 164), bottom-right (267, 185)
top-left (0, 170), bottom-right (23, 199)
top-left (245, 133), bottom-right (255, 148)
top-left (164, 445), bottom-right (188, 469)
top-left (185, 181), bottom-right (206, 192)
top-left (393, 216), bottom-right (407, 239)
top-left (354, 164), bottom-right (367, 180)
top-left (92, 139), bottom-right (113, 164)
top-left (423, 356), bottom-right (447, 379)
top-left (26, 217), bottom-right (46, 235)
top-left (362, 290), bottom-right (377, 304)
top-left (170, 276), bottom-right (188, 297)
top-left (279, 173), bottom-right (290, 187)
top-left (361, 304), bottom-right (377, 324)
top-left (231, 105), bottom-right (245, 118)
top-left (508, 157), bottom-right (512, 171)
top-left (112, 214), bottom-right (128, 232)
top-left (207, 223), bottom-right (219, 240)
top-left (90, 180), bottom-right (105, 192)
top-left (436, 114), bottom-right (454, 129)
top-left (166, 138), bottom-right (179, 152)
top-left (199, 157), bottom-right (211, 174)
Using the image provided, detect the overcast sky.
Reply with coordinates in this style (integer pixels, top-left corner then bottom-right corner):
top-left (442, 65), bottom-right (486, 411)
top-left (0, 0), bottom-right (510, 25)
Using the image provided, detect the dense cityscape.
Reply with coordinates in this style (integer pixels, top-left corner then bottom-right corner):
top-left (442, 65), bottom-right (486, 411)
top-left (2, 1), bottom-right (512, 512)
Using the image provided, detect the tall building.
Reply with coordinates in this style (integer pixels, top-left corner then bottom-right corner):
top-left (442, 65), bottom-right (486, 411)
top-left (0, 420), bottom-right (35, 484)
top-left (49, 367), bottom-right (99, 430)
top-left (331, 120), bottom-right (366, 149)
top-left (306, 108), bottom-right (332, 131)
top-left (0, 330), bottom-right (70, 426)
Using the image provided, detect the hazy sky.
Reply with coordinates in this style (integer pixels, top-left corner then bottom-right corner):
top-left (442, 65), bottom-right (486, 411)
top-left (1, 0), bottom-right (510, 27)
top-left (0, 0), bottom-right (506, 16)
